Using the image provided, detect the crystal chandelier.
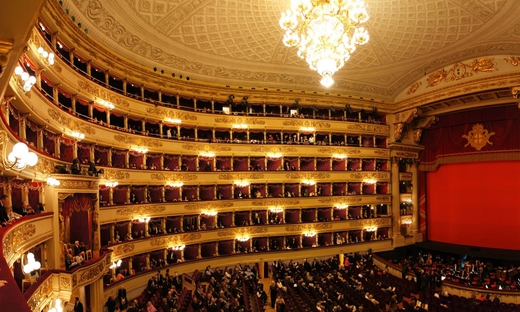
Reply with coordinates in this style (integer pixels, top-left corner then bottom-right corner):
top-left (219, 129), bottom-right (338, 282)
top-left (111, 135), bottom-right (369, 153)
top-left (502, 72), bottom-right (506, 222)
top-left (280, 0), bottom-right (370, 87)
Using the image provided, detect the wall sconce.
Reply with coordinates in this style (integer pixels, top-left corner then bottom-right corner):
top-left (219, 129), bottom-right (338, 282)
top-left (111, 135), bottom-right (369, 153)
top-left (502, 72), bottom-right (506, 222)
top-left (48, 298), bottom-right (63, 312)
top-left (303, 231), bottom-right (317, 237)
top-left (301, 179), bottom-right (316, 186)
top-left (363, 179), bottom-right (377, 184)
top-left (46, 177), bottom-right (60, 187)
top-left (401, 218), bottom-right (413, 225)
top-left (37, 47), bottom-right (55, 66)
top-left (102, 181), bottom-right (119, 188)
top-left (199, 151), bottom-right (215, 158)
top-left (232, 123), bottom-right (248, 129)
top-left (133, 146), bottom-right (148, 154)
top-left (136, 217), bottom-right (151, 223)
top-left (168, 181), bottom-right (183, 188)
top-left (109, 259), bottom-right (122, 269)
top-left (234, 180), bottom-right (250, 187)
top-left (165, 118), bottom-right (182, 125)
top-left (365, 227), bottom-right (377, 232)
top-left (201, 210), bottom-right (218, 216)
top-left (22, 252), bottom-right (41, 274)
top-left (269, 206), bottom-right (284, 213)
top-left (334, 204), bottom-right (349, 210)
top-left (0, 132), bottom-right (38, 171)
top-left (332, 154), bottom-right (347, 160)
top-left (236, 234), bottom-right (250, 242)
top-left (299, 126), bottom-right (315, 132)
top-left (97, 98), bottom-right (114, 110)
top-left (267, 152), bottom-right (282, 159)
top-left (170, 244), bottom-right (185, 251)
top-left (13, 66), bottom-right (36, 93)
top-left (70, 131), bottom-right (85, 141)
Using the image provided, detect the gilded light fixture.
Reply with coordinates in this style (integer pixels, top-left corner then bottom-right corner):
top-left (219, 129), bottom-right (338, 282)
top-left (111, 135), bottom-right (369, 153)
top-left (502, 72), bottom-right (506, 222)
top-left (97, 98), bottom-right (115, 110)
top-left (136, 217), bottom-right (151, 223)
top-left (303, 231), bottom-right (317, 237)
top-left (236, 234), bottom-right (251, 242)
top-left (201, 209), bottom-right (218, 216)
top-left (22, 252), bottom-right (41, 274)
top-left (46, 176), bottom-right (60, 187)
top-left (269, 206), bottom-right (284, 213)
top-left (301, 179), bottom-right (316, 186)
top-left (109, 259), bottom-right (122, 269)
top-left (13, 66), bottom-right (36, 92)
top-left (0, 131), bottom-right (38, 171)
top-left (334, 204), bottom-right (348, 210)
top-left (132, 146), bottom-right (148, 154)
top-left (170, 244), bottom-right (186, 251)
top-left (70, 131), bottom-right (85, 141)
top-left (168, 181), bottom-right (184, 188)
top-left (280, 0), bottom-right (369, 87)
top-left (102, 180), bottom-right (119, 188)
top-left (37, 46), bottom-right (55, 66)
top-left (234, 180), bottom-right (250, 187)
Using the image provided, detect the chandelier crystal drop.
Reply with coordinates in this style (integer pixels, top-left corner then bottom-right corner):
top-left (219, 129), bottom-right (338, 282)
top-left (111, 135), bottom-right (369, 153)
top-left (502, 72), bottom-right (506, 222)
top-left (280, 0), bottom-right (370, 87)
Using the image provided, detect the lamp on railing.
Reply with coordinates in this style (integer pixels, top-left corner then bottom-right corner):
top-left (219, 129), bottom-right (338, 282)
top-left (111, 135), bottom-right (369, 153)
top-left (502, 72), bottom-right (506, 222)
top-left (303, 231), bottom-right (317, 238)
top-left (199, 151), bottom-right (216, 158)
top-left (13, 66), bottom-right (36, 92)
top-left (48, 298), bottom-right (63, 312)
top-left (401, 218), bottom-right (412, 225)
top-left (70, 131), bottom-right (85, 141)
top-left (267, 152), bottom-right (283, 160)
top-left (22, 252), bottom-right (41, 274)
top-left (232, 123), bottom-right (248, 129)
top-left (37, 46), bottom-right (55, 66)
top-left (234, 180), bottom-right (250, 188)
top-left (363, 179), bottom-right (376, 184)
top-left (102, 180), bottom-right (118, 188)
top-left (334, 204), bottom-right (349, 210)
top-left (365, 227), bottom-right (377, 232)
top-left (0, 131), bottom-right (38, 171)
top-left (301, 179), bottom-right (316, 186)
top-left (269, 206), bottom-right (284, 213)
top-left (109, 259), bottom-right (122, 269)
top-left (46, 176), bottom-right (60, 187)
top-left (165, 118), bottom-right (182, 125)
top-left (97, 98), bottom-right (115, 110)
top-left (168, 181), bottom-right (184, 188)
top-left (236, 234), bottom-right (250, 242)
top-left (136, 217), bottom-right (151, 223)
top-left (332, 154), bottom-right (347, 160)
top-left (132, 146), bottom-right (148, 154)
top-left (170, 244), bottom-right (186, 251)
top-left (300, 126), bottom-right (315, 133)
top-left (201, 209), bottom-right (218, 217)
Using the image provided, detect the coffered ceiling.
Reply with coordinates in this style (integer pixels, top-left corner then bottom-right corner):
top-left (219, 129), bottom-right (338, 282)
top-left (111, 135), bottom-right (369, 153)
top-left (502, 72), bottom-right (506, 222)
top-left (63, 0), bottom-right (520, 102)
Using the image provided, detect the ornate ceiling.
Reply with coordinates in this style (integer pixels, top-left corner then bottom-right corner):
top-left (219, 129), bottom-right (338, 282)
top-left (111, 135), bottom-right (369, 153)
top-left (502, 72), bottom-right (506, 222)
top-left (64, 0), bottom-right (520, 102)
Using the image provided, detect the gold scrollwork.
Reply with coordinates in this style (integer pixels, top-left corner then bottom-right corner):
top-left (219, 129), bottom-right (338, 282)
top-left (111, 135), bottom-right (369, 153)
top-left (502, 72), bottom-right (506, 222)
top-left (349, 172), bottom-right (389, 179)
top-left (149, 233), bottom-right (201, 246)
top-left (251, 199), bottom-right (300, 206)
top-left (317, 147), bottom-right (361, 154)
top-left (3, 223), bottom-right (36, 258)
top-left (282, 120), bottom-right (330, 128)
top-left (504, 57), bottom-right (520, 66)
top-left (250, 146), bottom-right (298, 153)
top-left (407, 82), bottom-right (422, 95)
top-left (114, 134), bottom-right (163, 147)
top-left (27, 277), bottom-right (52, 311)
top-left (111, 243), bottom-right (135, 257)
top-left (47, 108), bottom-right (96, 135)
top-left (350, 218), bottom-right (391, 227)
top-left (285, 223), bottom-right (333, 232)
top-left (462, 124), bottom-right (495, 151)
top-left (373, 150), bottom-right (390, 156)
top-left (78, 261), bottom-right (107, 282)
top-left (344, 124), bottom-right (388, 134)
top-left (59, 180), bottom-right (98, 190)
top-left (116, 205), bottom-right (166, 216)
top-left (217, 227), bottom-right (268, 237)
top-left (284, 172), bottom-right (330, 179)
top-left (60, 276), bottom-right (71, 290)
top-left (375, 196), bottom-right (391, 201)
top-left (426, 58), bottom-right (497, 88)
top-left (214, 117), bottom-right (265, 125)
top-left (150, 172), bottom-right (198, 181)
top-left (101, 169), bottom-right (130, 180)
top-left (181, 143), bottom-right (231, 152)
top-left (318, 197), bottom-right (362, 205)
top-left (184, 201), bottom-right (233, 211)
top-left (218, 173), bottom-right (264, 180)
top-left (146, 107), bottom-right (197, 120)
top-left (77, 80), bottom-right (130, 107)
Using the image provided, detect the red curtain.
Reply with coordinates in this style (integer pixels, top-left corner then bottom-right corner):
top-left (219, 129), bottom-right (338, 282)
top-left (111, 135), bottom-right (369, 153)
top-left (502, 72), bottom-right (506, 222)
top-left (218, 240), bottom-right (234, 255)
top-left (112, 149), bottom-right (127, 168)
top-left (317, 183), bottom-right (330, 196)
top-left (217, 185), bottom-right (232, 199)
top-left (285, 209), bottom-right (299, 223)
top-left (300, 157), bottom-right (315, 171)
top-left (318, 208), bottom-right (331, 221)
top-left (199, 186), bottom-right (215, 201)
top-left (333, 183), bottom-right (346, 196)
top-left (165, 187), bottom-right (180, 201)
top-left (216, 157), bottom-right (231, 171)
top-left (362, 183), bottom-right (375, 195)
top-left (251, 184), bottom-right (265, 198)
top-left (347, 159), bottom-right (360, 171)
top-left (317, 158), bottom-right (330, 171)
top-left (113, 186), bottom-right (127, 204)
top-left (302, 209), bottom-right (315, 222)
top-left (332, 159), bottom-right (345, 170)
top-left (362, 159), bottom-right (374, 171)
top-left (267, 158), bottom-right (282, 171)
top-left (94, 147), bottom-right (109, 166)
top-left (233, 157), bottom-right (248, 171)
top-left (164, 155), bottom-right (179, 171)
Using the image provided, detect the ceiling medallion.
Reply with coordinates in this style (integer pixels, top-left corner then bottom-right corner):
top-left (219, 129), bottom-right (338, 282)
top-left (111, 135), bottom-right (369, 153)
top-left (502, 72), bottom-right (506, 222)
top-left (279, 0), bottom-right (369, 87)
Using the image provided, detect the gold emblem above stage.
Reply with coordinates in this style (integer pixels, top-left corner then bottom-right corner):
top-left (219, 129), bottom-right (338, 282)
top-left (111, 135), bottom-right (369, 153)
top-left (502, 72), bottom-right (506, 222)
top-left (462, 124), bottom-right (495, 151)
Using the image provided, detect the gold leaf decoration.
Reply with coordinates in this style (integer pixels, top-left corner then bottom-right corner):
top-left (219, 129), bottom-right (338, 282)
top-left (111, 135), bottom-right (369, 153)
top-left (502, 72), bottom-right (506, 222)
top-left (407, 81), bottom-right (422, 95)
top-left (373, 150), bottom-right (389, 156)
top-left (282, 120), bottom-right (330, 128)
top-left (150, 172), bottom-right (198, 181)
top-left (426, 58), bottom-right (497, 88)
top-left (462, 124), bottom-right (495, 151)
top-left (60, 276), bottom-right (71, 290)
top-left (116, 205), bottom-right (166, 215)
top-left (349, 172), bottom-right (390, 179)
top-left (114, 134), bottom-right (163, 147)
top-left (284, 172), bottom-right (330, 179)
top-left (250, 146), bottom-right (298, 153)
top-left (218, 173), bottom-right (264, 180)
top-left (111, 243), bottom-right (135, 257)
top-left (184, 201), bottom-right (233, 211)
top-left (102, 169), bottom-right (130, 180)
top-left (146, 107), bottom-right (197, 120)
top-left (375, 196), bottom-right (391, 201)
top-left (350, 218), bottom-right (391, 227)
top-left (318, 197), bottom-right (363, 205)
top-left (504, 56), bottom-right (520, 66)
top-left (3, 223), bottom-right (36, 258)
top-left (149, 233), bottom-right (201, 246)
top-left (344, 124), bottom-right (388, 134)
top-left (217, 227), bottom-right (268, 237)
top-left (285, 223), bottom-right (333, 232)
top-left (214, 117), bottom-right (265, 125)
top-left (181, 143), bottom-right (231, 152)
top-left (251, 199), bottom-right (300, 206)
top-left (317, 147), bottom-right (361, 154)
top-left (47, 108), bottom-right (96, 134)
top-left (77, 80), bottom-right (130, 107)
top-left (59, 180), bottom-right (98, 189)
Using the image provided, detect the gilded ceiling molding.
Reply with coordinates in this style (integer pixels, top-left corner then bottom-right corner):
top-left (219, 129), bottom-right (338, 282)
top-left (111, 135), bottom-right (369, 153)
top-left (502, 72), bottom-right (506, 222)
top-left (349, 172), bottom-right (390, 179)
top-left (146, 106), bottom-right (197, 120)
top-left (27, 276), bottom-right (52, 311)
top-left (181, 143), bottom-right (231, 152)
top-left (462, 124), bottom-right (495, 151)
top-left (344, 124), bottom-right (389, 134)
top-left (426, 58), bottom-right (497, 88)
top-left (59, 180), bottom-right (98, 190)
top-left (47, 108), bottom-right (96, 135)
top-left (407, 82), bottom-right (422, 95)
top-left (116, 205), bottom-right (166, 216)
top-left (252, 199), bottom-right (299, 206)
top-left (114, 134), bottom-right (162, 147)
top-left (412, 116), bottom-right (439, 143)
top-left (250, 146), bottom-right (298, 153)
top-left (373, 150), bottom-right (390, 156)
top-left (504, 56), bottom-right (520, 66)
top-left (375, 196), bottom-right (391, 202)
top-left (218, 173), bottom-right (264, 180)
top-left (217, 227), bottom-right (268, 237)
top-left (184, 201), bottom-right (233, 211)
top-left (318, 197), bottom-right (362, 205)
top-left (284, 172), bottom-right (330, 180)
top-left (282, 120), bottom-right (331, 128)
top-left (77, 80), bottom-right (129, 107)
top-left (393, 108), bottom-right (422, 141)
top-left (317, 147), bottom-right (361, 154)
top-left (214, 117), bottom-right (265, 125)
top-left (101, 169), bottom-right (130, 180)
top-left (2, 223), bottom-right (36, 259)
top-left (0, 38), bottom-right (14, 78)
top-left (150, 172), bottom-right (198, 181)
top-left (149, 233), bottom-right (201, 246)
top-left (512, 86), bottom-right (520, 98)
top-left (285, 223), bottom-right (333, 232)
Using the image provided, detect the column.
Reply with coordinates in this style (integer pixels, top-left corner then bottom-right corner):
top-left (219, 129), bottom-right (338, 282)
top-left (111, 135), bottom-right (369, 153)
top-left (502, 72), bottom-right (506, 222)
top-left (125, 152), bottom-right (130, 168)
top-left (180, 217), bottom-right (184, 232)
top-left (37, 129), bottom-right (44, 151)
top-left (128, 256), bottom-right (134, 274)
top-left (161, 186), bottom-right (166, 203)
top-left (109, 188), bottom-right (114, 205)
top-left (215, 242), bottom-right (219, 256)
top-left (144, 221), bottom-right (150, 237)
top-left (161, 218), bottom-right (167, 233)
top-left (198, 244), bottom-right (202, 259)
top-left (19, 118), bottom-right (26, 141)
top-left (110, 225), bottom-right (115, 244)
top-left (108, 149), bottom-right (112, 166)
top-left (339, 253), bottom-right (344, 268)
top-left (391, 157), bottom-right (401, 239)
top-left (411, 159), bottom-right (420, 236)
top-left (126, 187), bottom-right (131, 204)
top-left (72, 141), bottom-right (78, 160)
top-left (127, 222), bottom-right (132, 237)
top-left (145, 253), bottom-right (151, 270)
